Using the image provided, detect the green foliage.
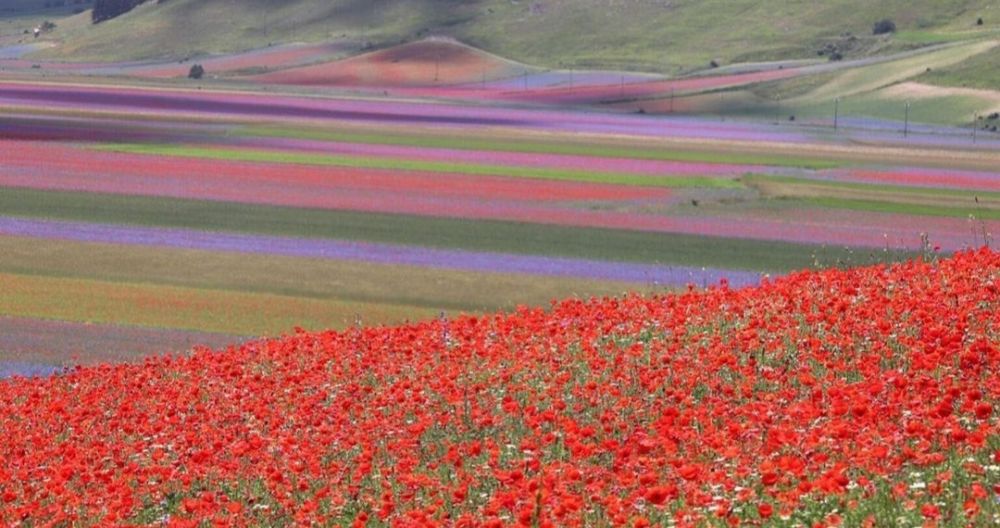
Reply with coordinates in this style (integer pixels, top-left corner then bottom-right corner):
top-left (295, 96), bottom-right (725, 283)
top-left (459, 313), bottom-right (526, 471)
top-left (92, 0), bottom-right (146, 23)
top-left (873, 19), bottom-right (897, 35)
top-left (187, 63), bottom-right (204, 79)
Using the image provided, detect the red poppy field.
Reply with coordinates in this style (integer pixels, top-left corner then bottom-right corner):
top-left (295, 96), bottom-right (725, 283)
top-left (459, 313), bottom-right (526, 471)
top-left (1, 249), bottom-right (997, 527)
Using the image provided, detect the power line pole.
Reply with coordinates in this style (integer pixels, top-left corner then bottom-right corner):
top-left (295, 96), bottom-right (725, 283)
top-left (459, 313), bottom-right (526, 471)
top-left (834, 97), bottom-right (840, 131)
top-left (903, 101), bottom-right (910, 138)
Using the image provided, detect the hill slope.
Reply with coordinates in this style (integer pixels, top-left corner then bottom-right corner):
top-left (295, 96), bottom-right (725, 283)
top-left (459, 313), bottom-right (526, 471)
top-left (29, 0), bottom-right (1000, 72)
top-left (1, 249), bottom-right (998, 525)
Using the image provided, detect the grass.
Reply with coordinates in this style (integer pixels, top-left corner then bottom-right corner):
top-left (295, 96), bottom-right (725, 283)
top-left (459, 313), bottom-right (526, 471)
top-left (916, 44), bottom-right (1000, 90)
top-left (0, 187), bottom-right (911, 272)
top-left (0, 235), bottom-right (651, 312)
top-left (235, 126), bottom-right (843, 169)
top-left (28, 0), bottom-right (1000, 73)
top-left (801, 40), bottom-right (998, 100)
top-left (746, 174), bottom-right (1000, 213)
top-left (93, 143), bottom-right (743, 189)
top-left (731, 39), bottom-right (1000, 125)
top-left (0, 271), bottom-right (440, 336)
top-left (735, 86), bottom-right (992, 126)
top-left (800, 196), bottom-right (1000, 221)
top-left (744, 175), bottom-right (1000, 232)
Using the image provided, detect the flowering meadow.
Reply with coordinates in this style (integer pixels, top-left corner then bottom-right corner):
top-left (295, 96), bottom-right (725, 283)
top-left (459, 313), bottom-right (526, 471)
top-left (1, 249), bottom-right (997, 527)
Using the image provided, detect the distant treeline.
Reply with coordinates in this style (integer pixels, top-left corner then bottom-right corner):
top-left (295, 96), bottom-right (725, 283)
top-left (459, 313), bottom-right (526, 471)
top-left (92, 0), bottom-right (147, 23)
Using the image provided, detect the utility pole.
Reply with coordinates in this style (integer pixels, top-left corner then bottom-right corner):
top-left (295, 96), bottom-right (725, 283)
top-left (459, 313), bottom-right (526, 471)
top-left (669, 87), bottom-right (674, 113)
top-left (973, 113), bottom-right (978, 144)
top-left (834, 97), bottom-right (840, 131)
top-left (903, 101), bottom-right (910, 138)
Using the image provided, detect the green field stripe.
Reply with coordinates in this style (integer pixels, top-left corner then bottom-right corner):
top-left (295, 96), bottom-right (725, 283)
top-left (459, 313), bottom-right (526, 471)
top-left (0, 236), bottom-right (651, 313)
top-left (236, 126), bottom-right (842, 170)
top-left (0, 272), bottom-right (440, 336)
top-left (746, 174), bottom-right (1000, 217)
top-left (748, 174), bottom-right (1000, 200)
top-left (93, 143), bottom-right (741, 189)
top-left (800, 197), bottom-right (1000, 220)
top-left (0, 187), bottom-right (911, 272)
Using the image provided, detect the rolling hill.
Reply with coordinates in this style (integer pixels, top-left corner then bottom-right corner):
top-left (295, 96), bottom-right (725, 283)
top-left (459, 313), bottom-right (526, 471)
top-left (22, 0), bottom-right (1000, 75)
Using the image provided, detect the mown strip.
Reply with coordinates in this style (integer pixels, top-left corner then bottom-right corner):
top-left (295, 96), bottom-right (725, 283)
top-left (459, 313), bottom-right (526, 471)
top-left (0, 187), bottom-right (913, 272)
top-left (0, 236), bottom-right (652, 312)
top-left (236, 125), bottom-right (842, 170)
top-left (0, 272), bottom-right (440, 336)
top-left (93, 143), bottom-right (742, 189)
top-left (746, 174), bottom-right (1000, 218)
top-left (800, 197), bottom-right (1000, 221)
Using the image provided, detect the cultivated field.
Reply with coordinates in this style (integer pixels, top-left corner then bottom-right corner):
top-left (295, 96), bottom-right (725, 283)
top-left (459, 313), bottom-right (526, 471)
top-left (1, 69), bottom-right (997, 373)
top-left (0, 4), bottom-right (998, 524)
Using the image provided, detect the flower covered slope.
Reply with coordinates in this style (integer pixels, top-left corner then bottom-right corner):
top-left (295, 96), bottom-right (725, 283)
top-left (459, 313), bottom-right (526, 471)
top-left (1, 250), bottom-right (998, 527)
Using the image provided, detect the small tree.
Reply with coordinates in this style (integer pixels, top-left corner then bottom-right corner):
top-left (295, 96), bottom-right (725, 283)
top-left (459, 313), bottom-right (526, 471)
top-left (92, 0), bottom-right (147, 24)
top-left (188, 64), bottom-right (204, 79)
top-left (873, 19), bottom-right (897, 35)
top-left (977, 17), bottom-right (984, 26)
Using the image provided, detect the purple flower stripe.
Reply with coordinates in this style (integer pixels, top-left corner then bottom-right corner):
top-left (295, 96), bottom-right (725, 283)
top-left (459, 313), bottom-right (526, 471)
top-left (0, 362), bottom-right (60, 380)
top-left (0, 315), bottom-right (246, 379)
top-left (0, 83), bottom-right (809, 143)
top-left (0, 217), bottom-right (764, 287)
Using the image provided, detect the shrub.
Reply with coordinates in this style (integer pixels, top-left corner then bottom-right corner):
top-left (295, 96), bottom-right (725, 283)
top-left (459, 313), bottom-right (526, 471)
top-left (873, 18), bottom-right (897, 35)
top-left (92, 0), bottom-right (147, 24)
top-left (188, 64), bottom-right (204, 79)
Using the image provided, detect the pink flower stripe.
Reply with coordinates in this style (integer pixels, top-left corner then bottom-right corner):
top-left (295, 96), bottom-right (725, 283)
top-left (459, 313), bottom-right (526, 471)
top-left (498, 68), bottom-right (803, 105)
top-left (0, 141), bottom-right (669, 203)
top-left (4, 140), bottom-right (991, 251)
top-left (828, 168), bottom-right (1000, 193)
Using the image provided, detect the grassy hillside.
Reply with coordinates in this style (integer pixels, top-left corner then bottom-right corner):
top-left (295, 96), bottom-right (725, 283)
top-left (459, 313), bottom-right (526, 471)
top-left (27, 0), bottom-right (1000, 72)
top-left (916, 44), bottom-right (1000, 89)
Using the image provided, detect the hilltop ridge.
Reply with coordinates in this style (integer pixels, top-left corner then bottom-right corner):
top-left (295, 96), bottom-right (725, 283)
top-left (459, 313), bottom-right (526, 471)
top-left (19, 0), bottom-right (999, 74)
